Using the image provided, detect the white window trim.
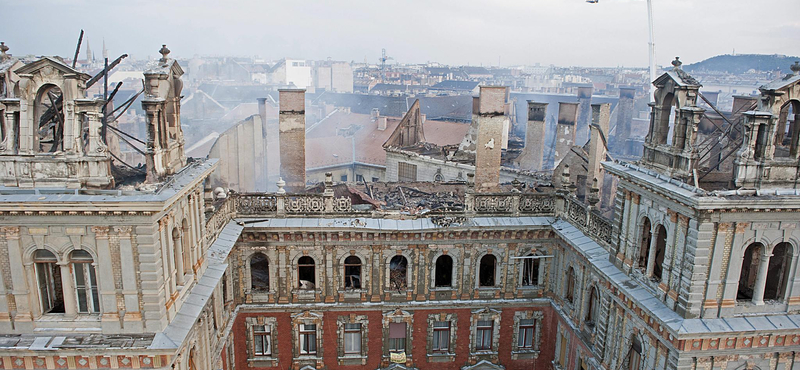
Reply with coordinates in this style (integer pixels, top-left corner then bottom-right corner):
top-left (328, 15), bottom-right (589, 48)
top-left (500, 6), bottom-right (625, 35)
top-left (426, 313), bottom-right (458, 362)
top-left (336, 315), bottom-right (369, 365)
top-left (245, 316), bottom-right (278, 367)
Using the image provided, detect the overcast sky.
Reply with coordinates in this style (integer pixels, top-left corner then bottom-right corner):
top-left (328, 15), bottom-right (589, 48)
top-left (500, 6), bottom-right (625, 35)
top-left (2, 0), bottom-right (799, 68)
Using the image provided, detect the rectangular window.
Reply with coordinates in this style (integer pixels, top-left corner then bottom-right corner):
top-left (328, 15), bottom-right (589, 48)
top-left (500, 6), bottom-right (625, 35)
top-left (388, 322), bottom-right (406, 352)
top-left (558, 333), bottom-right (567, 365)
top-left (372, 177), bottom-right (380, 182)
top-left (517, 319), bottom-right (535, 349)
top-left (475, 320), bottom-right (493, 350)
top-left (522, 258), bottom-right (539, 286)
top-left (344, 323), bottom-right (361, 354)
top-left (397, 162), bottom-right (417, 182)
top-left (253, 325), bottom-right (271, 356)
top-left (432, 321), bottom-right (450, 352)
top-left (299, 324), bottom-right (317, 355)
top-left (73, 262), bottom-right (100, 313)
top-left (340, 174), bottom-right (348, 182)
top-left (355, 174), bottom-right (364, 183)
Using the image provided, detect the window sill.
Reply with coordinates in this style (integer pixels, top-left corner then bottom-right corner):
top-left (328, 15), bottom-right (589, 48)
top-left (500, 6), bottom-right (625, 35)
top-left (431, 287), bottom-right (454, 291)
top-left (476, 287), bottom-right (501, 290)
top-left (426, 353), bottom-right (455, 362)
top-left (247, 357), bottom-right (278, 368)
top-left (511, 350), bottom-right (540, 360)
top-left (470, 350), bottom-right (498, 356)
top-left (337, 355), bottom-right (367, 366)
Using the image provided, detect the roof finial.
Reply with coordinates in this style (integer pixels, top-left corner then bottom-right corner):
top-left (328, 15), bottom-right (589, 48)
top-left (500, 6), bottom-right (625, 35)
top-left (671, 56), bottom-right (682, 70)
top-left (0, 42), bottom-right (9, 61)
top-left (791, 61), bottom-right (800, 75)
top-left (159, 44), bottom-right (170, 63)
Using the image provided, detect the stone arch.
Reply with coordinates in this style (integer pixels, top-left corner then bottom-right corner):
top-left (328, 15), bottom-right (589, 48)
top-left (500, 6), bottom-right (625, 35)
top-left (248, 252), bottom-right (270, 292)
top-left (651, 224), bottom-right (668, 280)
top-left (565, 266), bottom-right (576, 304)
top-left (32, 248), bottom-right (64, 314)
top-left (433, 254), bottom-right (453, 288)
top-left (33, 83), bottom-right (64, 153)
top-left (387, 254), bottom-right (409, 291)
top-left (637, 216), bottom-right (652, 270)
top-left (775, 99), bottom-right (800, 158)
top-left (297, 256), bottom-right (316, 290)
top-left (478, 254), bottom-right (497, 287)
top-left (24, 244), bottom-right (64, 265)
top-left (384, 250), bottom-right (414, 292)
top-left (429, 248), bottom-right (460, 289)
top-left (337, 251), bottom-right (370, 290)
top-left (289, 250), bottom-right (324, 290)
top-left (737, 242), bottom-right (764, 301)
top-left (765, 242), bottom-right (794, 302)
top-left (652, 91), bottom-right (676, 145)
top-left (343, 255), bottom-right (363, 289)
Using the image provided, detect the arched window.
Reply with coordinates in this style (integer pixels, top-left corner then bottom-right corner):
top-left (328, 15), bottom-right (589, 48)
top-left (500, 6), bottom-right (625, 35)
top-left (344, 256), bottom-right (362, 289)
top-left (389, 256), bottom-right (407, 290)
top-left (250, 253), bottom-right (269, 292)
top-left (181, 218), bottom-right (192, 275)
top-left (637, 218), bottom-right (652, 269)
top-left (775, 100), bottom-right (800, 158)
top-left (738, 243), bottom-right (763, 301)
top-left (479, 254), bottom-right (496, 287)
top-left (34, 250), bottom-right (64, 314)
top-left (71, 250), bottom-right (99, 313)
top-left (765, 242), bottom-right (793, 302)
top-left (628, 335), bottom-right (643, 369)
top-left (652, 225), bottom-right (667, 280)
top-left (171, 227), bottom-right (183, 285)
top-left (434, 255), bottom-right (453, 287)
top-left (565, 267), bottom-right (576, 303)
top-left (586, 286), bottom-right (599, 325)
top-left (298, 256), bottom-right (315, 290)
top-left (521, 253), bottom-right (540, 286)
top-left (34, 84), bottom-right (64, 153)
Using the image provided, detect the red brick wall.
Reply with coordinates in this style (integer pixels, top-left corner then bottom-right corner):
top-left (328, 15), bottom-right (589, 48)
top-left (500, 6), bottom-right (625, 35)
top-left (232, 305), bottom-right (556, 370)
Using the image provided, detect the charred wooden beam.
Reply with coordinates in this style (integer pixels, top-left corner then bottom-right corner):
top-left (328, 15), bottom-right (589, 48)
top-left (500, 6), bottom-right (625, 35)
top-left (72, 30), bottom-right (83, 69)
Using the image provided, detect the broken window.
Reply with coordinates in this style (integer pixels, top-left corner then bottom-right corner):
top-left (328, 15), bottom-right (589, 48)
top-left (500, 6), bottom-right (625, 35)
top-left (434, 255), bottom-right (453, 287)
top-left (565, 267), bottom-right (576, 303)
top-left (637, 217), bottom-right (652, 270)
top-left (479, 254), bottom-right (496, 287)
top-left (521, 254), bottom-right (540, 286)
top-left (34, 249), bottom-right (64, 314)
top-left (775, 101), bottom-right (800, 158)
top-left (397, 162), bottom-right (417, 182)
top-left (626, 335), bottom-right (643, 370)
top-left (585, 286), bottom-right (598, 325)
top-left (652, 225), bottom-right (667, 280)
top-left (344, 256), bottom-right (362, 289)
top-left (754, 122), bottom-right (768, 161)
top-left (765, 242), bottom-right (792, 301)
top-left (738, 243), bottom-right (763, 301)
top-left (34, 84), bottom-right (64, 153)
top-left (250, 253), bottom-right (269, 292)
top-left (298, 256), bottom-right (315, 290)
top-left (389, 256), bottom-right (407, 291)
top-left (71, 250), bottom-right (99, 313)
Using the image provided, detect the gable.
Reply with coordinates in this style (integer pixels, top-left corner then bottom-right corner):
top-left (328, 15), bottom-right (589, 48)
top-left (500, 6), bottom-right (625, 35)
top-left (14, 57), bottom-right (90, 80)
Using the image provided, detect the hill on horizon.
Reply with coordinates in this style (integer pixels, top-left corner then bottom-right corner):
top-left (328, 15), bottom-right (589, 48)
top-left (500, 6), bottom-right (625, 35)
top-left (684, 54), bottom-right (799, 75)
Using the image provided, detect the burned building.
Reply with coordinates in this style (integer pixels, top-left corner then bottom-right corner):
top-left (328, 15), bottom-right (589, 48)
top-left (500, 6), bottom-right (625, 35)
top-left (2, 41), bottom-right (800, 370)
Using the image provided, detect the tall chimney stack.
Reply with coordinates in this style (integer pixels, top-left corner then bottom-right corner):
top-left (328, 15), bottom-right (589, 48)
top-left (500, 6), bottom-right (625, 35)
top-left (586, 103), bottom-right (611, 202)
top-left (518, 101), bottom-right (548, 171)
top-left (612, 87), bottom-right (636, 155)
top-left (278, 89), bottom-right (306, 192)
top-left (575, 85), bottom-right (593, 146)
top-left (474, 86), bottom-right (508, 191)
top-left (554, 102), bottom-right (579, 167)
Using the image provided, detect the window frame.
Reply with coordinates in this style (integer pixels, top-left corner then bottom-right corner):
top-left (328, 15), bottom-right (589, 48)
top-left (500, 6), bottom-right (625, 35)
top-left (291, 311), bottom-right (323, 360)
top-left (245, 316), bottom-right (278, 366)
top-left (511, 311), bottom-right (544, 359)
top-left (253, 324), bottom-right (271, 356)
top-left (469, 308), bottom-right (501, 356)
top-left (336, 314), bottom-right (368, 364)
top-left (34, 249), bottom-right (64, 315)
top-left (382, 309), bottom-right (413, 361)
top-left (426, 313), bottom-right (457, 361)
top-left (299, 323), bottom-right (317, 355)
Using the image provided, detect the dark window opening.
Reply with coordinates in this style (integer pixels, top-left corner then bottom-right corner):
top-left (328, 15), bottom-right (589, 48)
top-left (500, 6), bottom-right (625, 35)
top-left (522, 254), bottom-right (540, 286)
top-left (298, 256), bottom-right (315, 290)
top-left (586, 287), bottom-right (598, 325)
top-left (738, 243), bottom-right (763, 301)
top-left (222, 273), bottom-right (229, 302)
top-left (344, 256), bottom-right (362, 289)
top-left (479, 254), bottom-right (496, 287)
top-left (34, 84), bottom-right (64, 153)
top-left (389, 256), bottom-right (407, 291)
top-left (652, 225), bottom-right (667, 280)
top-left (340, 174), bottom-right (348, 182)
top-left (434, 255), bottom-right (453, 287)
top-left (355, 174), bottom-right (364, 183)
top-left (627, 336), bottom-right (642, 370)
top-left (372, 177), bottom-right (380, 182)
top-left (250, 253), bottom-right (269, 292)
top-left (765, 242), bottom-right (792, 301)
top-left (638, 218), bottom-right (652, 269)
top-left (34, 249), bottom-right (64, 314)
top-left (754, 123), bottom-right (768, 160)
top-left (565, 267), bottom-right (576, 303)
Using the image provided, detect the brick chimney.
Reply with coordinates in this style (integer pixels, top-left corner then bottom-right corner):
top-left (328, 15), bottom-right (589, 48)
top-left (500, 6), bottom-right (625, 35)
top-left (474, 86), bottom-right (508, 191)
top-left (278, 89), bottom-right (306, 192)
top-left (554, 102), bottom-right (578, 167)
top-left (575, 85), bottom-right (593, 146)
top-left (586, 103), bottom-right (611, 203)
top-left (612, 87), bottom-right (636, 155)
top-left (518, 101), bottom-right (548, 171)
